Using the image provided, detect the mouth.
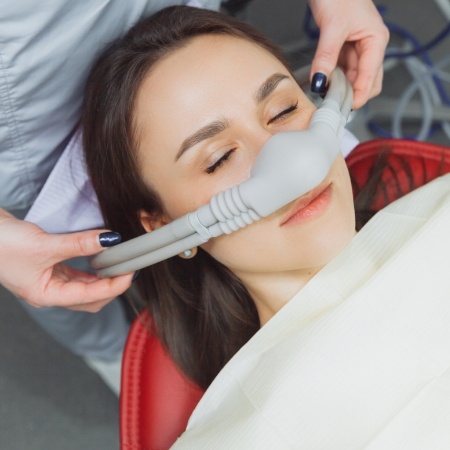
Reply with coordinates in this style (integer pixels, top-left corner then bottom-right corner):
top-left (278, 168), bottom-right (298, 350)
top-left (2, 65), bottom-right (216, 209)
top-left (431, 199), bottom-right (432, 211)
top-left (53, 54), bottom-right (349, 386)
top-left (281, 182), bottom-right (332, 226)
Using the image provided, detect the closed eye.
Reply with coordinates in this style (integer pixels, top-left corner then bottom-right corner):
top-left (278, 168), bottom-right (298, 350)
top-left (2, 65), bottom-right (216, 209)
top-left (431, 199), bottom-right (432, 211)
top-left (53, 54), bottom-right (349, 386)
top-left (206, 149), bottom-right (235, 174)
top-left (268, 101), bottom-right (299, 124)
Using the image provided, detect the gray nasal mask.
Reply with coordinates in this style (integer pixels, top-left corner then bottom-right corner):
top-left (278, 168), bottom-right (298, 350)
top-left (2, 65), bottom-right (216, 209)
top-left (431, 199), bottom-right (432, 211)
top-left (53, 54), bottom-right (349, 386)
top-left (91, 68), bottom-right (353, 277)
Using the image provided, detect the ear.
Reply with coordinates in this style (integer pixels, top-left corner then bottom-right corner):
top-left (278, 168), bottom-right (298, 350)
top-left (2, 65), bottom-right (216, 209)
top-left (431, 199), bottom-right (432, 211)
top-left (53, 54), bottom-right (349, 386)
top-left (139, 210), bottom-right (169, 232)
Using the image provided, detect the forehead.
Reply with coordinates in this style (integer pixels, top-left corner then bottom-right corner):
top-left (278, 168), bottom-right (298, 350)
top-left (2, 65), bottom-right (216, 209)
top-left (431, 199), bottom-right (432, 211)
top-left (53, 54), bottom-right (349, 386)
top-left (133, 34), bottom-right (290, 139)
top-left (140, 33), bottom-right (287, 96)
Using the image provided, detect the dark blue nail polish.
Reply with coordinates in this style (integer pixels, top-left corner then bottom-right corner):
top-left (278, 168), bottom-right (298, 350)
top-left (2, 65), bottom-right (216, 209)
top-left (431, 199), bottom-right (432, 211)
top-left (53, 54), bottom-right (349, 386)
top-left (99, 232), bottom-right (122, 247)
top-left (132, 270), bottom-right (141, 282)
top-left (311, 72), bottom-right (327, 93)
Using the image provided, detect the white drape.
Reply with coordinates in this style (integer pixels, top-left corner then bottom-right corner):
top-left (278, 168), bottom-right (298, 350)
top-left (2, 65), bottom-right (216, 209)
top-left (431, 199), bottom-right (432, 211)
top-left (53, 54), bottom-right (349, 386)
top-left (173, 174), bottom-right (450, 449)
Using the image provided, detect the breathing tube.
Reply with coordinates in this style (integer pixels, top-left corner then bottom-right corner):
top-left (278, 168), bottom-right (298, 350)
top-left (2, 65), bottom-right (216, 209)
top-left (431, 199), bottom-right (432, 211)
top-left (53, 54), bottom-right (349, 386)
top-left (304, 4), bottom-right (450, 143)
top-left (91, 68), bottom-right (352, 277)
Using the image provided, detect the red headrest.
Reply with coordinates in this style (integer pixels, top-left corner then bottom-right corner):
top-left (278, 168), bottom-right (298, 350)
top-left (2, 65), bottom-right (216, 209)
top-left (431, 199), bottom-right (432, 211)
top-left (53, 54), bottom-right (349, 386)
top-left (346, 138), bottom-right (450, 211)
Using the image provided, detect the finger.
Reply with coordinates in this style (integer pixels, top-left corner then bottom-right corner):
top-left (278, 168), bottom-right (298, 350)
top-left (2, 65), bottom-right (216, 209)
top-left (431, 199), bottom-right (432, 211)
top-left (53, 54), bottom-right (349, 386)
top-left (310, 24), bottom-right (347, 82)
top-left (352, 67), bottom-right (383, 110)
top-left (52, 264), bottom-right (101, 284)
top-left (66, 297), bottom-right (117, 313)
top-left (47, 229), bottom-right (121, 263)
top-left (36, 271), bottom-right (133, 308)
top-left (353, 63), bottom-right (384, 110)
top-left (351, 39), bottom-right (386, 109)
top-left (338, 43), bottom-right (359, 83)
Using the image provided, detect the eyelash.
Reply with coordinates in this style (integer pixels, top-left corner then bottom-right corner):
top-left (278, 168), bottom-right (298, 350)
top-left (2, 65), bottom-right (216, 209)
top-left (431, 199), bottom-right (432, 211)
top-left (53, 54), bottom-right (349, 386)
top-left (206, 149), bottom-right (235, 174)
top-left (267, 101), bottom-right (299, 124)
top-left (206, 102), bottom-right (299, 174)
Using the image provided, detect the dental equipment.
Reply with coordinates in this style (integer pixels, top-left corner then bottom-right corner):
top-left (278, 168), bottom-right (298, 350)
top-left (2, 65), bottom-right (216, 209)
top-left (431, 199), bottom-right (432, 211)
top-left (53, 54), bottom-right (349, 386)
top-left (91, 68), bottom-right (352, 277)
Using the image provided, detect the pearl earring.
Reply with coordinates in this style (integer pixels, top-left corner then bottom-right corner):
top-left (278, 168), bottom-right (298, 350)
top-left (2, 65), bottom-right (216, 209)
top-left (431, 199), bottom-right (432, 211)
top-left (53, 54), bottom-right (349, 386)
top-left (178, 247), bottom-right (197, 259)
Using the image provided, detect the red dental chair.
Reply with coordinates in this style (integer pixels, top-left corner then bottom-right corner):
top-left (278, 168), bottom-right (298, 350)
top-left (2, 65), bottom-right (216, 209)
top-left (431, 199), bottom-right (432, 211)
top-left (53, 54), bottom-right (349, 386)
top-left (119, 308), bottom-right (203, 450)
top-left (120, 138), bottom-right (450, 450)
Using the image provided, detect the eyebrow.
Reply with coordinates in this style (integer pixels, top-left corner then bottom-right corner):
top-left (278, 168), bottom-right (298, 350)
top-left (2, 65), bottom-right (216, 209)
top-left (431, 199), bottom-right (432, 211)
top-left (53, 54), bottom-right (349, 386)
top-left (254, 73), bottom-right (290, 104)
top-left (175, 73), bottom-right (290, 161)
top-left (176, 119), bottom-right (229, 161)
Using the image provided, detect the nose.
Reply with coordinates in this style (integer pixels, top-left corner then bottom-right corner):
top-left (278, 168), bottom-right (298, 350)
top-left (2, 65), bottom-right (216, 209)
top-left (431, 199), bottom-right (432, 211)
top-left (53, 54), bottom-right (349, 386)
top-left (247, 126), bottom-right (274, 162)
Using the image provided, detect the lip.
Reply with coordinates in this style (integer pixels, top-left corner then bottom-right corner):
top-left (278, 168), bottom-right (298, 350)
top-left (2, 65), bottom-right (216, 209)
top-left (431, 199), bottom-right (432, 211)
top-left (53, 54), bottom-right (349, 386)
top-left (281, 182), bottom-right (332, 226)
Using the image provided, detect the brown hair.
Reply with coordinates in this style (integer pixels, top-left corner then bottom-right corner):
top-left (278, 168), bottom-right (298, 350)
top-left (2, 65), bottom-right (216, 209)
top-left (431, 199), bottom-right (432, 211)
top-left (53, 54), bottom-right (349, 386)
top-left (82, 5), bottom-right (291, 389)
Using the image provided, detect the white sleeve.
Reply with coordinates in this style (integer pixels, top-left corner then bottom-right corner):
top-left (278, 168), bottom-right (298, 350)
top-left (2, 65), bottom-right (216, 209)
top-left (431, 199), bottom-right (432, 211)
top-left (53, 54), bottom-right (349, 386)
top-left (0, 0), bottom-right (184, 212)
top-left (24, 129), bottom-right (104, 233)
top-left (341, 128), bottom-right (360, 157)
top-left (184, 0), bottom-right (222, 9)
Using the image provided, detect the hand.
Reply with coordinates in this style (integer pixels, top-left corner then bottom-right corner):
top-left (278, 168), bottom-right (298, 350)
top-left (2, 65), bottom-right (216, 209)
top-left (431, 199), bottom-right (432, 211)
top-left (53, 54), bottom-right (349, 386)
top-left (308, 0), bottom-right (389, 109)
top-left (0, 208), bottom-right (133, 312)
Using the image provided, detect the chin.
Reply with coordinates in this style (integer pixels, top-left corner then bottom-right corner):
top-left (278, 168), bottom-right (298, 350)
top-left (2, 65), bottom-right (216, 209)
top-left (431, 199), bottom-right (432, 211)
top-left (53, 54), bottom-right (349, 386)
top-left (310, 219), bottom-right (356, 268)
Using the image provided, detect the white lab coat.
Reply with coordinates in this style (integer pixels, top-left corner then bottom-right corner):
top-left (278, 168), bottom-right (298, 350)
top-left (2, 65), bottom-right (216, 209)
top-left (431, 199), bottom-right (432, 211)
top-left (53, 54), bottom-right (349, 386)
top-left (173, 174), bottom-right (450, 449)
top-left (0, 0), bottom-right (220, 367)
top-left (0, 0), bottom-right (218, 212)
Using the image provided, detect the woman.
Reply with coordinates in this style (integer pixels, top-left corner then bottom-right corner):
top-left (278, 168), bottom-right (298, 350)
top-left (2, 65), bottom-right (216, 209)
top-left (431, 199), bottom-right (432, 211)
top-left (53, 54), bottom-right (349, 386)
top-left (83, 6), bottom-right (450, 447)
top-left (83, 4), bottom-right (355, 387)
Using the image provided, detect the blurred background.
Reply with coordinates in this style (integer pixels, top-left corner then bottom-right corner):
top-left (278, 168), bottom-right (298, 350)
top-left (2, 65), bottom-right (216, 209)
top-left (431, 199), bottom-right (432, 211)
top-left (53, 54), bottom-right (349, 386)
top-left (236, 0), bottom-right (450, 146)
top-left (1, 0), bottom-right (450, 448)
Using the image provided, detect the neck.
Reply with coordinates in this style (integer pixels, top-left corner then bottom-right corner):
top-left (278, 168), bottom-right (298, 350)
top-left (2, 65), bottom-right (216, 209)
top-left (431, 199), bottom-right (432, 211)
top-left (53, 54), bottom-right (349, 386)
top-left (239, 266), bottom-right (324, 326)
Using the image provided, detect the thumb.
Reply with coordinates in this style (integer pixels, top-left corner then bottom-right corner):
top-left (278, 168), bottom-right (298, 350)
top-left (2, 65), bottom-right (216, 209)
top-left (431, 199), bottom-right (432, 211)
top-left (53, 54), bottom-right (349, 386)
top-left (310, 25), bottom-right (346, 87)
top-left (49, 230), bottom-right (122, 262)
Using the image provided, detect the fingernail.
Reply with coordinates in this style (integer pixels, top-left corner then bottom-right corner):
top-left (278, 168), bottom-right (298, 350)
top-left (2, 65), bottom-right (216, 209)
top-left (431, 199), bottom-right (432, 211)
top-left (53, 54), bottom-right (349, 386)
top-left (99, 232), bottom-right (122, 247)
top-left (311, 72), bottom-right (327, 93)
top-left (132, 270), bottom-right (141, 282)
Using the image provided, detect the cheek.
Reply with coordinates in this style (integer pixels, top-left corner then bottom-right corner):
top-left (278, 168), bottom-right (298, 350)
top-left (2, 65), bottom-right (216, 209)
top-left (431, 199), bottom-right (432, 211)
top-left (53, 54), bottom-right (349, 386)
top-left (159, 158), bottom-right (255, 220)
top-left (201, 158), bottom-right (356, 273)
top-left (202, 210), bottom-right (355, 274)
top-left (201, 221), bottom-right (270, 270)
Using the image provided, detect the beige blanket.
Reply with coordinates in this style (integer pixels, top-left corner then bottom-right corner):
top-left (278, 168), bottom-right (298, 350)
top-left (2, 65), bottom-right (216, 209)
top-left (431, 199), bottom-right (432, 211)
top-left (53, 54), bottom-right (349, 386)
top-left (173, 174), bottom-right (450, 450)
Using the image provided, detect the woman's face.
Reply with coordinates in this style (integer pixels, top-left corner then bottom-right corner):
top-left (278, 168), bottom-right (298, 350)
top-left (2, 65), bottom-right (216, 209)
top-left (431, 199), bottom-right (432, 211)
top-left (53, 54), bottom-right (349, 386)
top-left (134, 34), bottom-right (355, 296)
